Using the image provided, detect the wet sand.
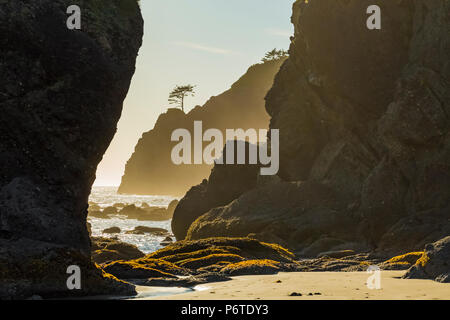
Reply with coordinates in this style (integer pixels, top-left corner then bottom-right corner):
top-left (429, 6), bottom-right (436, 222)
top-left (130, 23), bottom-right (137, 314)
top-left (144, 271), bottom-right (449, 300)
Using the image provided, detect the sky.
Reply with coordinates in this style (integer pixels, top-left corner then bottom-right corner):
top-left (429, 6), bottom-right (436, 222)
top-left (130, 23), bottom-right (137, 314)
top-left (94, 0), bottom-right (295, 186)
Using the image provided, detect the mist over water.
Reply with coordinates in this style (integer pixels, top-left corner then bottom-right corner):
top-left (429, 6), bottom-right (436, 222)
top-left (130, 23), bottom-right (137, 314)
top-left (88, 187), bottom-right (178, 254)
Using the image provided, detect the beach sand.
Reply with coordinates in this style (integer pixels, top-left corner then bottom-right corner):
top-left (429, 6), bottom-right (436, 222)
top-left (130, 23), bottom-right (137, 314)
top-left (147, 271), bottom-right (449, 300)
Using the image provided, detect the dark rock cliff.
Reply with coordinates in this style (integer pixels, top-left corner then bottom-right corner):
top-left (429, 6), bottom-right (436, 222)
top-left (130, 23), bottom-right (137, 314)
top-left (0, 0), bottom-right (143, 298)
top-left (174, 0), bottom-right (450, 257)
top-left (118, 59), bottom-right (285, 196)
top-left (172, 141), bottom-right (261, 240)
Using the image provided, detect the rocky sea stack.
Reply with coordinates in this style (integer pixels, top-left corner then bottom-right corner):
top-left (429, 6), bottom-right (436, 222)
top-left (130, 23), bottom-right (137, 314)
top-left (0, 0), bottom-right (143, 299)
top-left (173, 0), bottom-right (450, 258)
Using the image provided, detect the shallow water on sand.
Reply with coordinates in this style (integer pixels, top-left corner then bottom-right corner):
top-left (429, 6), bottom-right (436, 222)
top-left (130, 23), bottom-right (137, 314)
top-left (88, 186), bottom-right (178, 254)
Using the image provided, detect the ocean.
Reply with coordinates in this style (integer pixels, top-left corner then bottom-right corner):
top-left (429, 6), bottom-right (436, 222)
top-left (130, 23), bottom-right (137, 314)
top-left (88, 186), bottom-right (178, 254)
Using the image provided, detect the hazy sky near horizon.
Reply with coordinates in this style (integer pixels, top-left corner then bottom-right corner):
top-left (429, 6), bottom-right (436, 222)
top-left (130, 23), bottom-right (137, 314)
top-left (94, 0), bottom-right (295, 187)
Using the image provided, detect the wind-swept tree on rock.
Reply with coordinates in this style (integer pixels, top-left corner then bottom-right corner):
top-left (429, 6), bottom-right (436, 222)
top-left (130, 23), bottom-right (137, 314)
top-left (262, 49), bottom-right (288, 63)
top-left (168, 84), bottom-right (196, 112)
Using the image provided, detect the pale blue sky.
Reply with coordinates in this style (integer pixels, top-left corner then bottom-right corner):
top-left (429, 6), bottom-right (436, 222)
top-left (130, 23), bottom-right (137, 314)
top-left (95, 0), bottom-right (295, 186)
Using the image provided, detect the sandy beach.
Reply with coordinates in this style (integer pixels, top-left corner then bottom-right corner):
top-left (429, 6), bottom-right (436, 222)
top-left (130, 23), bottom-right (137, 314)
top-left (145, 271), bottom-right (449, 300)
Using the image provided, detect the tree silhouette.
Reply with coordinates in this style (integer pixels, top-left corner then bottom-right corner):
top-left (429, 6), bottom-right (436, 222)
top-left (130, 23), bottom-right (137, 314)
top-left (168, 85), bottom-right (196, 112)
top-left (262, 49), bottom-right (289, 63)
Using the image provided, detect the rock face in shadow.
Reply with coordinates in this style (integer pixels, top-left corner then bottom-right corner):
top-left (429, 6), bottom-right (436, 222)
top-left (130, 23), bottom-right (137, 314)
top-left (174, 0), bottom-right (450, 257)
top-left (172, 142), bottom-right (261, 240)
top-left (118, 59), bottom-right (285, 196)
top-left (0, 0), bottom-right (143, 299)
top-left (186, 180), bottom-right (367, 256)
top-left (403, 237), bottom-right (450, 283)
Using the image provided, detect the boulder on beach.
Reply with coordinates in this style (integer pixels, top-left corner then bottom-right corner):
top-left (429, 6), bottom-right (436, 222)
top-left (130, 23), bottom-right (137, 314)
top-left (103, 227), bottom-right (121, 234)
top-left (91, 237), bottom-right (145, 264)
top-left (403, 237), bottom-right (450, 283)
